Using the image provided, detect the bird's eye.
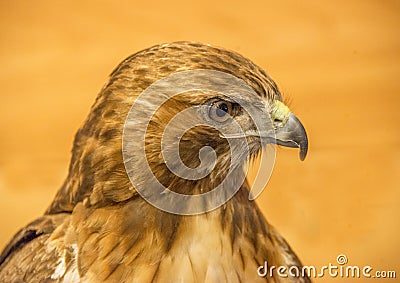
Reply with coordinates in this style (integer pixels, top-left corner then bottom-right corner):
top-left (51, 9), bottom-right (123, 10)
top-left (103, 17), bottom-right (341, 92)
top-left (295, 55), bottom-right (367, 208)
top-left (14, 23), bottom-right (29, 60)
top-left (209, 101), bottom-right (233, 123)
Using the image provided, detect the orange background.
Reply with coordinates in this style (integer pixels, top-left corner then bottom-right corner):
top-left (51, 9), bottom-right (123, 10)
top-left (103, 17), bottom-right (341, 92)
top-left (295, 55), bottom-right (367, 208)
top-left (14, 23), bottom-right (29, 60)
top-left (0, 1), bottom-right (399, 282)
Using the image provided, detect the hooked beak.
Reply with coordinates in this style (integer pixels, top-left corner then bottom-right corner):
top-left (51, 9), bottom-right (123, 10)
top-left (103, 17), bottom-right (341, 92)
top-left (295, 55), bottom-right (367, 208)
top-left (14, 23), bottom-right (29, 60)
top-left (218, 100), bottom-right (308, 160)
top-left (274, 112), bottom-right (308, 161)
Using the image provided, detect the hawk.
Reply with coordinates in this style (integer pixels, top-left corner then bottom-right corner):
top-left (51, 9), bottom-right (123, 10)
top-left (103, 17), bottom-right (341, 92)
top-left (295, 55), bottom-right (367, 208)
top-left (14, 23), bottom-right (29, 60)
top-left (0, 42), bottom-right (310, 282)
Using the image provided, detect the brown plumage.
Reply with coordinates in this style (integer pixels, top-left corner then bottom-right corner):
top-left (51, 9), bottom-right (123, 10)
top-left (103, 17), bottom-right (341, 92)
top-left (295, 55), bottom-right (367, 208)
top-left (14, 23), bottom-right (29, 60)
top-left (0, 42), bottom-right (310, 282)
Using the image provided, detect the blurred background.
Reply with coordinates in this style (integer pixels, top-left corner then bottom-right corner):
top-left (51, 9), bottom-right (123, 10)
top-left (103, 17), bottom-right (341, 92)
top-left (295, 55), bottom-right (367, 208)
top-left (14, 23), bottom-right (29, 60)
top-left (0, 1), bottom-right (399, 282)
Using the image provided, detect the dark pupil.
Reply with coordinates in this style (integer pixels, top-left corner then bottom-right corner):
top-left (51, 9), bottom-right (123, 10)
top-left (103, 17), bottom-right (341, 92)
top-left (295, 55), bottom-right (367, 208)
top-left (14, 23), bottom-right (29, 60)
top-left (216, 103), bottom-right (229, 117)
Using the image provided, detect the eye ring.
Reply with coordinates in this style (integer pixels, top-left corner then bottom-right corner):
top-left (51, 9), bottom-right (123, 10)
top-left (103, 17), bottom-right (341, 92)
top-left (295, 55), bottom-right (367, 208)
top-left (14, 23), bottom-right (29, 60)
top-left (209, 101), bottom-right (233, 123)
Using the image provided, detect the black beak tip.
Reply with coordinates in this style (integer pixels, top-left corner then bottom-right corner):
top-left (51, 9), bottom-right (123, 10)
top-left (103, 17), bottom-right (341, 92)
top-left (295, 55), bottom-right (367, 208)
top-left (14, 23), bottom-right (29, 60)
top-left (300, 147), bottom-right (307, 161)
top-left (299, 138), bottom-right (308, 161)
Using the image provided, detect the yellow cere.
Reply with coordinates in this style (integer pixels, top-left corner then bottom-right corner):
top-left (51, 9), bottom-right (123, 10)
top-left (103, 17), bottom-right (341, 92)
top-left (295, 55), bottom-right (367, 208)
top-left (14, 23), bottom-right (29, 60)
top-left (272, 100), bottom-right (291, 127)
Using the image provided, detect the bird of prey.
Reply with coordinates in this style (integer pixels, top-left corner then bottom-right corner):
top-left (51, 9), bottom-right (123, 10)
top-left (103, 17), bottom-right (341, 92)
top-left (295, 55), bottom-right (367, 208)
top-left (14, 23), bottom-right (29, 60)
top-left (0, 42), bottom-right (310, 282)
